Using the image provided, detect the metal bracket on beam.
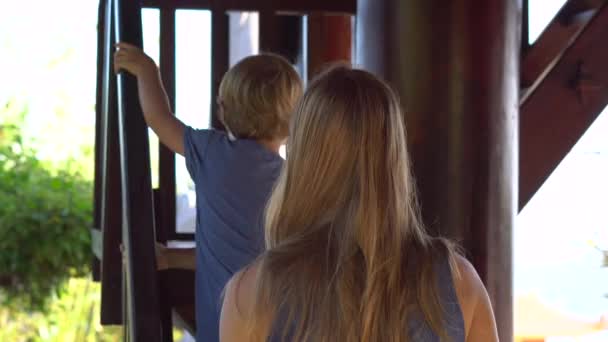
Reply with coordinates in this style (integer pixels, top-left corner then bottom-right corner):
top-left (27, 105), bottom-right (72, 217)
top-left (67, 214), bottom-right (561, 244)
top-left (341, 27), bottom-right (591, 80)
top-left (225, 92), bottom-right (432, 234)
top-left (570, 61), bottom-right (604, 105)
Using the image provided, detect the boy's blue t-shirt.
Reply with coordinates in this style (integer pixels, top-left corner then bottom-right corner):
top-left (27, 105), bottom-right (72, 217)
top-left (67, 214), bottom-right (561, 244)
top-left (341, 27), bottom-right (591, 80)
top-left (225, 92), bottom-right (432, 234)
top-left (183, 127), bottom-right (283, 342)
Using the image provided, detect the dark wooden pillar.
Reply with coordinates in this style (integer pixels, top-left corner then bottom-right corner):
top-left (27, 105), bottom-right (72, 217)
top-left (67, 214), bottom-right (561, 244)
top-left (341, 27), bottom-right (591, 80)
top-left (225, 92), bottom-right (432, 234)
top-left (356, 1), bottom-right (519, 341)
top-left (158, 7), bottom-right (176, 243)
top-left (259, 13), bottom-right (301, 65)
top-left (211, 10), bottom-right (229, 130)
top-left (306, 13), bottom-right (352, 79)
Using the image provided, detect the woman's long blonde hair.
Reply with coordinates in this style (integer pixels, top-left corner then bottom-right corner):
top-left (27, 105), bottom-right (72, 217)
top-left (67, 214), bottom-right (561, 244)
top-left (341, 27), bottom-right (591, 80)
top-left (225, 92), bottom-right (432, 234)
top-left (245, 66), bottom-right (456, 342)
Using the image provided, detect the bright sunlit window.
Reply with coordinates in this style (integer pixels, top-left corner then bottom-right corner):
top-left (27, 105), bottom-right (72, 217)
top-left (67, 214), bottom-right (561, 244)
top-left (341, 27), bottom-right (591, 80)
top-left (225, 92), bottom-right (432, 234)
top-left (515, 111), bottom-right (608, 342)
top-left (515, 2), bottom-right (608, 342)
top-left (528, 0), bottom-right (568, 43)
top-left (173, 10), bottom-right (213, 234)
top-left (142, 8), bottom-right (160, 188)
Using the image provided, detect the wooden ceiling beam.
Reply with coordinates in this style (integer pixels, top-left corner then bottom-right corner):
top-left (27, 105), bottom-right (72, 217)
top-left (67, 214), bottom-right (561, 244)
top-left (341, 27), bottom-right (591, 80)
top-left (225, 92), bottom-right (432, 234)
top-left (556, 0), bottom-right (605, 24)
top-left (519, 2), bottom-right (608, 210)
top-left (141, 0), bottom-right (356, 14)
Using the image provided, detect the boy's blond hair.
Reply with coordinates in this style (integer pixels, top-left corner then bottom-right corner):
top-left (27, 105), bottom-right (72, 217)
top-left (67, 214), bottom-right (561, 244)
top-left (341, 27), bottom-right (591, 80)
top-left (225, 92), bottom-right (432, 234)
top-left (218, 53), bottom-right (303, 140)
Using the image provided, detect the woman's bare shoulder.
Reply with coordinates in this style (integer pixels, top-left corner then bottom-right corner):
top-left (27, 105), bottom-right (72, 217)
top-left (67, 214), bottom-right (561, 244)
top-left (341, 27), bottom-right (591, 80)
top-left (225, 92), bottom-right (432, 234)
top-left (451, 254), bottom-right (499, 342)
top-left (220, 261), bottom-right (261, 342)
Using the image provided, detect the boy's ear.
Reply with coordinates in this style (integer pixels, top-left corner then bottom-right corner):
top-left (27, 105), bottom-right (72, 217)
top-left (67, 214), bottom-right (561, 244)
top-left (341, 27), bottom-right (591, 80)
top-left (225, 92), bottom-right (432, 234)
top-left (216, 98), bottom-right (231, 134)
top-left (217, 98), bottom-right (226, 118)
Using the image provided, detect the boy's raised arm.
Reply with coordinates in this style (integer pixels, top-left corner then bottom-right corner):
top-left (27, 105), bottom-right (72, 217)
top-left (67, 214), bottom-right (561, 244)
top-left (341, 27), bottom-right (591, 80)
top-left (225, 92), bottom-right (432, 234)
top-left (114, 42), bottom-right (185, 156)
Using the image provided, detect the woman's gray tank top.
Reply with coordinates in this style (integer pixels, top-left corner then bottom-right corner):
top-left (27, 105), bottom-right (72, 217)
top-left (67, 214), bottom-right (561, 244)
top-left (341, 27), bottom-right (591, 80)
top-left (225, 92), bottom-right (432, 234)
top-left (271, 259), bottom-right (466, 341)
top-left (407, 259), bottom-right (466, 341)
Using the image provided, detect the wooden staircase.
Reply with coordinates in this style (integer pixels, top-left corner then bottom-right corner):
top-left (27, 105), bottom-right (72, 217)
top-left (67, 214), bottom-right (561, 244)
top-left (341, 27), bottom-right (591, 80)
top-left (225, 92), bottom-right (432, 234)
top-left (92, 0), bottom-right (355, 341)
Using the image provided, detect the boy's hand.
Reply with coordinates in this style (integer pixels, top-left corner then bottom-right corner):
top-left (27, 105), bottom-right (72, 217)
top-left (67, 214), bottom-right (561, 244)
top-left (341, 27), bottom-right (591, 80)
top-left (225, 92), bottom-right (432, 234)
top-left (122, 242), bottom-right (172, 271)
top-left (112, 41), bottom-right (186, 156)
top-left (114, 42), bottom-right (156, 78)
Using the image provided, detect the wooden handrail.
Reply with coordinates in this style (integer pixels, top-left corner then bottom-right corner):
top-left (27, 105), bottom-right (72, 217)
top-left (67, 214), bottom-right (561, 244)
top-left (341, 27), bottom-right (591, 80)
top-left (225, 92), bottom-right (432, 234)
top-left (113, 0), bottom-right (164, 340)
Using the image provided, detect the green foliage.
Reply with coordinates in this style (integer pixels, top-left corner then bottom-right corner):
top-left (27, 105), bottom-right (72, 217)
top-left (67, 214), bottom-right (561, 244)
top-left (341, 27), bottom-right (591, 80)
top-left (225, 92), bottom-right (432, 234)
top-left (0, 102), bottom-right (93, 311)
top-left (0, 277), bottom-right (123, 342)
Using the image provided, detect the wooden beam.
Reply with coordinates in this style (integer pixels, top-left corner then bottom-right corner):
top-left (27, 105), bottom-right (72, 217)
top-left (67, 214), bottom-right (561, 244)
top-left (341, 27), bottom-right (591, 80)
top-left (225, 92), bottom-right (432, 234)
top-left (259, 13), bottom-right (300, 62)
top-left (141, 0), bottom-right (356, 14)
top-left (153, 191), bottom-right (174, 342)
top-left (158, 8), bottom-right (179, 241)
top-left (521, 0), bottom-right (604, 90)
top-left (156, 11), bottom-right (179, 340)
top-left (555, 0), bottom-right (605, 25)
top-left (211, 10), bottom-right (229, 129)
top-left (92, 0), bottom-right (106, 283)
top-left (217, 0), bottom-right (355, 14)
top-left (93, 0), bottom-right (105, 251)
top-left (100, 103), bottom-right (123, 325)
top-left (99, 0), bottom-right (124, 325)
top-left (519, 3), bottom-right (608, 210)
top-left (163, 270), bottom-right (196, 335)
top-left (142, 0), bottom-right (211, 9)
top-left (113, 0), bottom-right (163, 340)
top-left (259, 12), bottom-right (281, 54)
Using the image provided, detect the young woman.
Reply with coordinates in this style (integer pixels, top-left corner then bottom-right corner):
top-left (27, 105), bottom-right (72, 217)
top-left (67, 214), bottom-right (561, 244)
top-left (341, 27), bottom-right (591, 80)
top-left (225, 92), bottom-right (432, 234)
top-left (220, 66), bottom-right (499, 342)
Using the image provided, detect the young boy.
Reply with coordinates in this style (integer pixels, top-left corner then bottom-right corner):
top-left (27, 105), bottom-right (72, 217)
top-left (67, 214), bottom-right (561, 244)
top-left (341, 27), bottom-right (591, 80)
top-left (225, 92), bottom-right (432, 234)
top-left (114, 42), bottom-right (302, 342)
